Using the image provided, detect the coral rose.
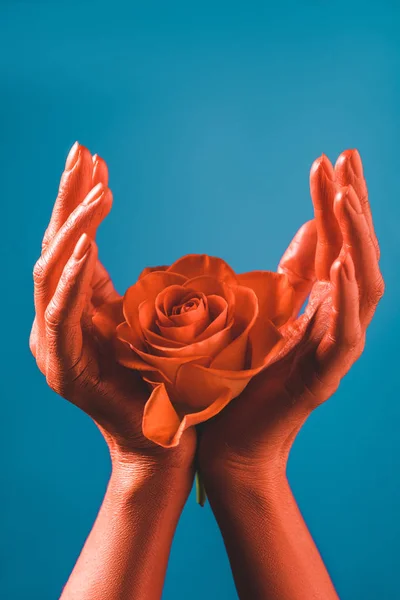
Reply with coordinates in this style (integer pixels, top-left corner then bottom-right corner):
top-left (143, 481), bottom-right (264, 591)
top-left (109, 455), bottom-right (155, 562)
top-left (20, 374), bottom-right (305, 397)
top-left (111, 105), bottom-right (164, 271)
top-left (94, 254), bottom-right (294, 448)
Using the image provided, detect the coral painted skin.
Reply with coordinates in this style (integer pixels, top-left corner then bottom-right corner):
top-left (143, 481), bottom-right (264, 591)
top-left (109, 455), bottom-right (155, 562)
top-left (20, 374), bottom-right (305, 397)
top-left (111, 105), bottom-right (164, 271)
top-left (30, 143), bottom-right (195, 600)
top-left (30, 143), bottom-right (383, 600)
top-left (198, 150), bottom-right (384, 600)
top-left (93, 255), bottom-right (295, 448)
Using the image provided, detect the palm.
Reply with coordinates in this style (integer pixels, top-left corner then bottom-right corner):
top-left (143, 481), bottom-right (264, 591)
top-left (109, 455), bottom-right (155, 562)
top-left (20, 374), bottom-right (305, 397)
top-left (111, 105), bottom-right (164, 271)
top-left (31, 143), bottom-right (196, 468)
top-left (198, 282), bottom-right (334, 464)
top-left (199, 150), bottom-right (383, 469)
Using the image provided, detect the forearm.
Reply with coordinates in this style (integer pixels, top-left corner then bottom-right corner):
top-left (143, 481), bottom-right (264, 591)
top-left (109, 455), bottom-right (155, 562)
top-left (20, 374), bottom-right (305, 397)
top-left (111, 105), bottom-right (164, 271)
top-left (60, 461), bottom-right (193, 600)
top-left (204, 465), bottom-right (338, 600)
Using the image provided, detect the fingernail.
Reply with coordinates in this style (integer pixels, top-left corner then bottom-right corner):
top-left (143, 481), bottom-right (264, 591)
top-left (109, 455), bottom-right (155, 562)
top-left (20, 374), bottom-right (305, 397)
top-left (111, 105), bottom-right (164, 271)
top-left (342, 253), bottom-right (355, 280)
top-left (346, 186), bottom-right (362, 214)
top-left (66, 141), bottom-right (80, 171)
top-left (349, 149), bottom-right (363, 178)
top-left (92, 153), bottom-right (99, 164)
top-left (320, 154), bottom-right (334, 180)
top-left (311, 155), bottom-right (334, 181)
top-left (82, 182), bottom-right (105, 205)
top-left (74, 233), bottom-right (91, 259)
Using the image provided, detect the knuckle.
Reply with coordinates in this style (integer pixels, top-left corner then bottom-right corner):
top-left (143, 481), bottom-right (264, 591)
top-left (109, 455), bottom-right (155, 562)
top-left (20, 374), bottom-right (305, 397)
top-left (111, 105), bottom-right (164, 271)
top-left (343, 327), bottom-right (363, 352)
top-left (343, 328), bottom-right (364, 356)
top-left (65, 205), bottom-right (87, 232)
top-left (42, 227), bottom-right (50, 251)
top-left (63, 217), bottom-right (75, 236)
top-left (62, 264), bottom-right (76, 286)
top-left (366, 274), bottom-right (385, 307)
top-left (343, 338), bottom-right (359, 353)
top-left (376, 276), bottom-right (385, 300)
top-left (325, 331), bottom-right (337, 347)
top-left (33, 258), bottom-right (47, 284)
top-left (329, 324), bottom-right (363, 354)
top-left (44, 302), bottom-right (61, 331)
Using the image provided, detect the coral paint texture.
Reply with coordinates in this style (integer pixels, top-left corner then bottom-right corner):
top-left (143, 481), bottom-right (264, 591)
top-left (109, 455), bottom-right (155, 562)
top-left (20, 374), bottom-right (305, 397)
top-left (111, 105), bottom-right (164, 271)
top-left (94, 256), bottom-right (294, 447)
top-left (28, 138), bottom-right (385, 600)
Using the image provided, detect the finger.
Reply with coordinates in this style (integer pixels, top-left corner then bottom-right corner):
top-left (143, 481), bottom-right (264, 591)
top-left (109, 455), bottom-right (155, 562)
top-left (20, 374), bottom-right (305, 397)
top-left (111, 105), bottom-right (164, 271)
top-left (278, 219), bottom-right (317, 317)
top-left (34, 184), bottom-right (113, 324)
top-left (90, 153), bottom-right (119, 304)
top-left (334, 186), bottom-right (384, 326)
top-left (45, 234), bottom-right (98, 383)
top-left (335, 149), bottom-right (380, 259)
top-left (92, 154), bottom-right (109, 187)
top-left (309, 154), bottom-right (342, 280)
top-left (42, 143), bottom-right (93, 251)
top-left (91, 261), bottom-right (120, 307)
top-left (316, 253), bottom-right (363, 382)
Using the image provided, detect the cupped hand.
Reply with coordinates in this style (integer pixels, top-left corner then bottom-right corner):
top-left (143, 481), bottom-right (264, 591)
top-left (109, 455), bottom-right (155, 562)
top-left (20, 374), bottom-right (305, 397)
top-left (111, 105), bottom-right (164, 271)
top-left (199, 149), bottom-right (384, 475)
top-left (30, 143), bottom-right (196, 472)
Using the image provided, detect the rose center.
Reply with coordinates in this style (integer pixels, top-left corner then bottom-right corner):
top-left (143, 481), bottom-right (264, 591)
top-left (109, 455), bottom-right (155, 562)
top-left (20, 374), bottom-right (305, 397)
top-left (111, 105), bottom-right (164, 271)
top-left (182, 301), bottom-right (195, 312)
top-left (171, 297), bottom-right (201, 316)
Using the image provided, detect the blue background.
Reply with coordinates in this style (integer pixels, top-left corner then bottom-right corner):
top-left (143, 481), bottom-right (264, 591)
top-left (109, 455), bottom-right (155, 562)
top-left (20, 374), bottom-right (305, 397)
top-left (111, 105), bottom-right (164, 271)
top-left (1, 1), bottom-right (399, 598)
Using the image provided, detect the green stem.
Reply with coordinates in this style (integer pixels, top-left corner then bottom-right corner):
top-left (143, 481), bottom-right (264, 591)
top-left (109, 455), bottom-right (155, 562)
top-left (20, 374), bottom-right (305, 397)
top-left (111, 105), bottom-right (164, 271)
top-left (195, 470), bottom-right (207, 507)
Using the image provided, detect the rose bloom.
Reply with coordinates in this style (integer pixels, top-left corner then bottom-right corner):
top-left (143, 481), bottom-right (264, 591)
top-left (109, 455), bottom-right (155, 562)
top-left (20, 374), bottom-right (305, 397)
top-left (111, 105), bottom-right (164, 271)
top-left (94, 255), bottom-right (294, 447)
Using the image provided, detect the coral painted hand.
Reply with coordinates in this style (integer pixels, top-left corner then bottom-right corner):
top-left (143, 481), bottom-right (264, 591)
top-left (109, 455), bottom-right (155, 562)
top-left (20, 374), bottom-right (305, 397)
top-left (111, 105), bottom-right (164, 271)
top-left (94, 255), bottom-right (296, 448)
top-left (198, 149), bottom-right (384, 474)
top-left (29, 142), bottom-right (195, 470)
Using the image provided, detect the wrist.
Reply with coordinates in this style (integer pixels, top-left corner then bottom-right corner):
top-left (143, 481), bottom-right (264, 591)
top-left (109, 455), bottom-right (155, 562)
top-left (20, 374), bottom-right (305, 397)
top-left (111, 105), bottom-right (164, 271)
top-left (202, 445), bottom-right (288, 486)
top-left (202, 455), bottom-right (288, 510)
top-left (109, 454), bottom-right (194, 510)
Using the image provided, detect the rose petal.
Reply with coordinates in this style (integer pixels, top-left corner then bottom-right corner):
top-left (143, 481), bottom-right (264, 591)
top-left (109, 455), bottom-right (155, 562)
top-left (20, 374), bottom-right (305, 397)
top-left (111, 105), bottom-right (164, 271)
top-left (168, 254), bottom-right (238, 284)
top-left (142, 370), bottom-right (171, 386)
top-left (129, 343), bottom-right (212, 383)
top-left (176, 362), bottom-right (248, 401)
top-left (123, 272), bottom-right (187, 331)
top-left (156, 287), bottom-right (208, 326)
top-left (207, 295), bottom-right (228, 319)
top-left (172, 294), bottom-right (200, 315)
top-left (138, 265), bottom-right (168, 280)
top-left (139, 300), bottom-right (209, 344)
top-left (142, 384), bottom-right (182, 447)
top-left (176, 360), bottom-right (262, 407)
top-left (116, 321), bottom-right (146, 351)
top-left (155, 304), bottom-right (174, 327)
top-left (177, 323), bottom-right (283, 404)
top-left (115, 337), bottom-right (156, 372)
top-left (138, 302), bottom-right (185, 348)
top-left (182, 275), bottom-right (228, 297)
top-left (194, 295), bottom-right (228, 341)
top-left (169, 298), bottom-right (207, 326)
top-left (183, 276), bottom-right (236, 323)
top-left (143, 327), bottom-right (186, 348)
top-left (142, 384), bottom-right (233, 448)
top-left (179, 387), bottom-right (232, 429)
top-left (92, 299), bottom-right (124, 340)
top-left (158, 285), bottom-right (188, 318)
top-left (148, 322), bottom-right (233, 360)
top-left (158, 318), bottom-right (210, 343)
top-left (237, 271), bottom-right (294, 327)
top-left (211, 285), bottom-right (259, 370)
top-left (137, 300), bottom-right (185, 346)
top-left (248, 315), bottom-right (284, 369)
